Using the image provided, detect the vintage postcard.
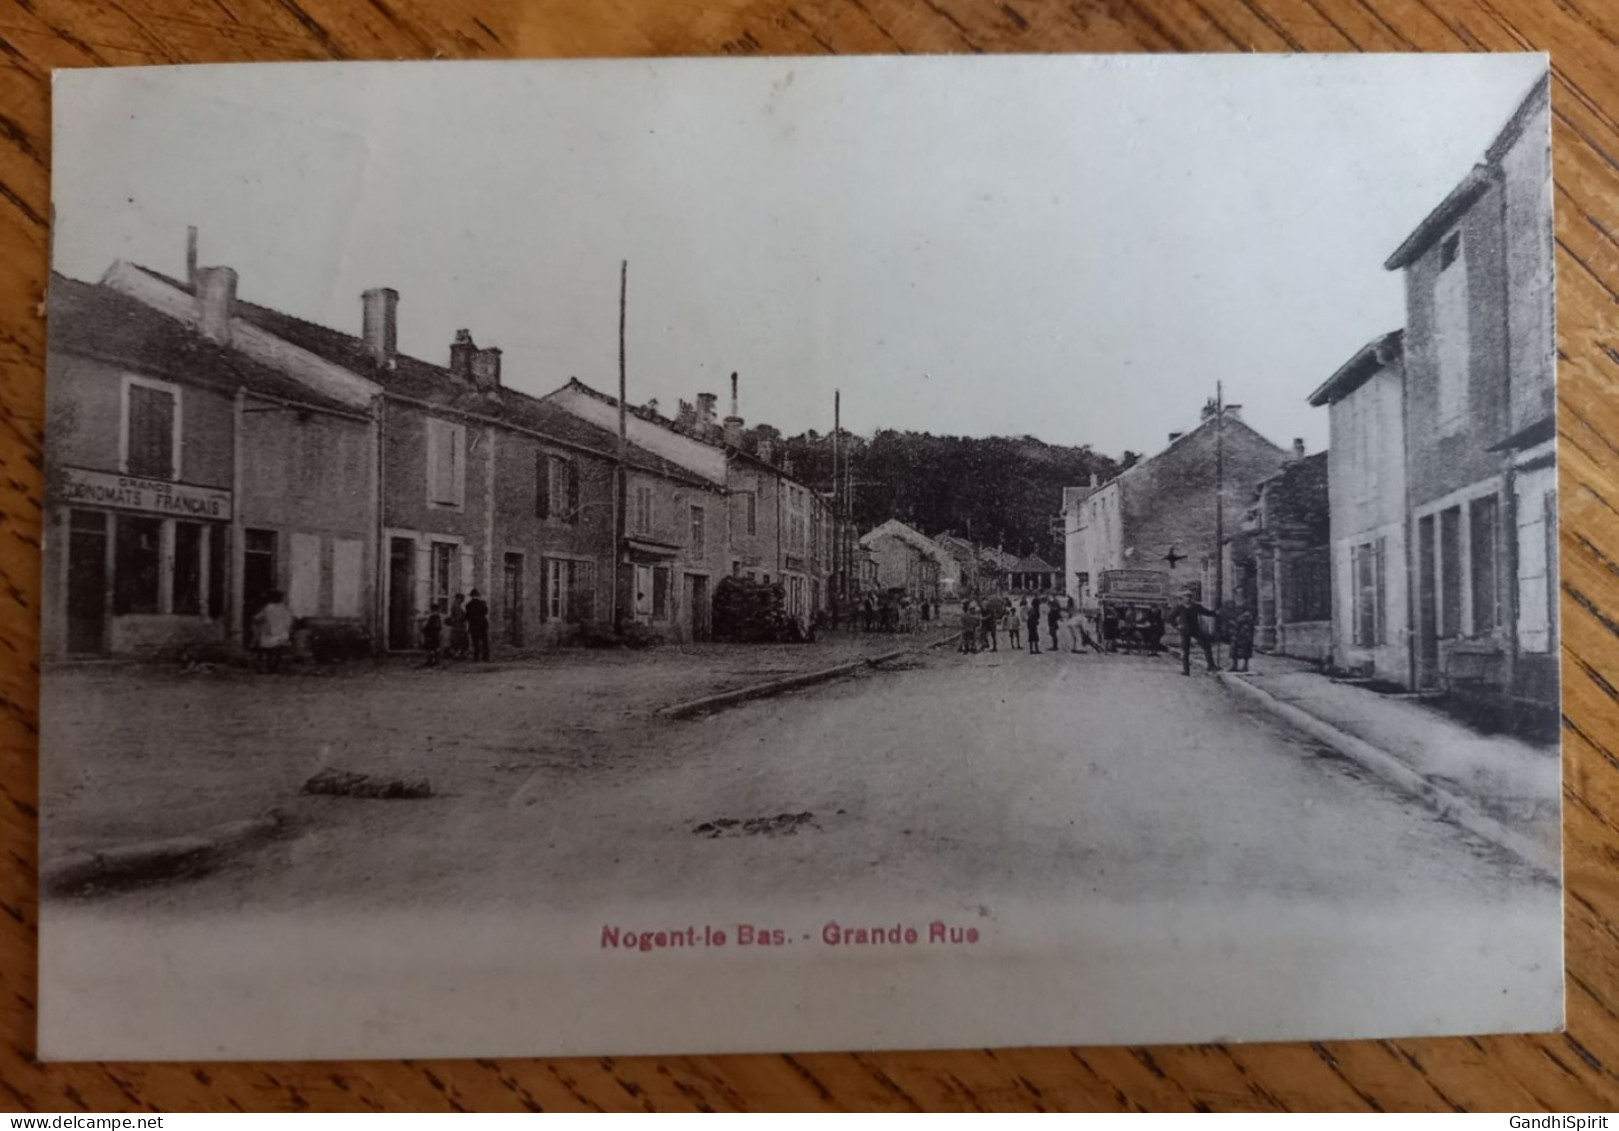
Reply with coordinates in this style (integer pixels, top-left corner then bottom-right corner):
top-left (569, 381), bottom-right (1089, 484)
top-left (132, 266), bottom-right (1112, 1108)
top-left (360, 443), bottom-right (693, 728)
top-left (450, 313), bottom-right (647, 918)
top-left (39, 54), bottom-right (1561, 1060)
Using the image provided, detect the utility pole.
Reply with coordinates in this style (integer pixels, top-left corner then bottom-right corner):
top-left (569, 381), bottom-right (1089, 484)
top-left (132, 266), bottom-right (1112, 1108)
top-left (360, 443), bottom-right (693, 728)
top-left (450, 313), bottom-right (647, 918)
top-left (613, 260), bottom-right (628, 632)
top-left (833, 390), bottom-right (841, 606)
top-left (1214, 379), bottom-right (1224, 612)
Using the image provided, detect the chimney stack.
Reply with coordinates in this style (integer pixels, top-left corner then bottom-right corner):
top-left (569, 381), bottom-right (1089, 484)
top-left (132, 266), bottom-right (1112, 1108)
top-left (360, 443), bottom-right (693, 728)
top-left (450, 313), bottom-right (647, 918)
top-left (470, 346), bottom-right (502, 393)
top-left (696, 392), bottom-right (718, 437)
top-left (1293, 437), bottom-right (1306, 459)
top-left (362, 287), bottom-right (399, 368)
top-left (449, 328), bottom-right (475, 380)
top-left (757, 439), bottom-right (775, 465)
top-left (1224, 403), bottom-right (1242, 422)
top-left (1168, 431), bottom-right (1184, 444)
top-left (723, 416), bottom-right (743, 449)
top-left (1090, 471), bottom-right (1099, 488)
top-left (196, 266), bottom-right (237, 346)
top-left (730, 371), bottom-right (739, 418)
top-left (186, 226), bottom-right (198, 288)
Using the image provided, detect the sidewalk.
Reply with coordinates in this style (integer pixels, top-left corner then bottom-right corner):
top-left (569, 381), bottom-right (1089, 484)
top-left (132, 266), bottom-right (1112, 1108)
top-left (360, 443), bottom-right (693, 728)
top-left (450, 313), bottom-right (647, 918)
top-left (1223, 655), bottom-right (1560, 874)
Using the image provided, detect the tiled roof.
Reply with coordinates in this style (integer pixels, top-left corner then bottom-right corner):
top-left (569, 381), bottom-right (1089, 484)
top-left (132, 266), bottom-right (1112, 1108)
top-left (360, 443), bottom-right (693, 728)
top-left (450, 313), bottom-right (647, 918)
top-left (130, 267), bottom-right (716, 490)
top-left (1307, 330), bottom-right (1403, 407)
top-left (1013, 554), bottom-right (1057, 573)
top-left (47, 273), bottom-right (357, 415)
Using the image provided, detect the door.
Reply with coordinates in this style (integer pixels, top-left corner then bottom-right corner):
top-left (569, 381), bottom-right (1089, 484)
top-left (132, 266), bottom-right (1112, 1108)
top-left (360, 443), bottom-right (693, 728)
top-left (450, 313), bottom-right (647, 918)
top-left (503, 552), bottom-right (524, 647)
top-left (687, 574), bottom-right (710, 642)
top-left (66, 510), bottom-right (108, 654)
top-left (243, 528), bottom-right (278, 646)
top-left (1417, 514), bottom-right (1438, 687)
top-left (388, 537), bottom-right (416, 650)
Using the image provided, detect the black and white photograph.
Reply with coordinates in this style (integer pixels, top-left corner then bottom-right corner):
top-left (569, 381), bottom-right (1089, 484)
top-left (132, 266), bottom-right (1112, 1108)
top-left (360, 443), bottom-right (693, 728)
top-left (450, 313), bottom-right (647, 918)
top-left (38, 53), bottom-right (1560, 1060)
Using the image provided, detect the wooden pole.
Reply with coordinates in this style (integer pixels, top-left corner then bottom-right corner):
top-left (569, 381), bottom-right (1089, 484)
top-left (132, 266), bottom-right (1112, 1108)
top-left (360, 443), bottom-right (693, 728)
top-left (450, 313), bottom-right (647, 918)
top-left (613, 260), bottom-right (627, 632)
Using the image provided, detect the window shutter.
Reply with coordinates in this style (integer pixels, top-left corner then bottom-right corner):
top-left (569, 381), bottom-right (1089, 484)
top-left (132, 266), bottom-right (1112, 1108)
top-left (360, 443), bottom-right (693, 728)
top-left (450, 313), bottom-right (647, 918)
top-left (536, 453), bottom-right (550, 519)
top-left (567, 460), bottom-right (580, 525)
top-left (1374, 537), bottom-right (1387, 646)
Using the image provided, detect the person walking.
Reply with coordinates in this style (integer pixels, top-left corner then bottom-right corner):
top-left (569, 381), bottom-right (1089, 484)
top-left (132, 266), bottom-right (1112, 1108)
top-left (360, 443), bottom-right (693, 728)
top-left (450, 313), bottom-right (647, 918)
top-left (1229, 604), bottom-right (1256, 672)
top-left (1046, 596), bottom-right (1063, 652)
top-left (1173, 591), bottom-right (1219, 676)
top-left (447, 593), bottom-right (469, 660)
top-left (250, 590), bottom-right (294, 674)
top-left (465, 588), bottom-right (490, 661)
top-left (1025, 597), bottom-right (1042, 655)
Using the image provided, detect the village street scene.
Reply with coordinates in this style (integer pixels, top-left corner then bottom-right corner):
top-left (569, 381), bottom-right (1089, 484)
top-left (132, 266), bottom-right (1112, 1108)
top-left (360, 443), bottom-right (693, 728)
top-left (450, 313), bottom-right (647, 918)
top-left (35, 58), bottom-right (1563, 1055)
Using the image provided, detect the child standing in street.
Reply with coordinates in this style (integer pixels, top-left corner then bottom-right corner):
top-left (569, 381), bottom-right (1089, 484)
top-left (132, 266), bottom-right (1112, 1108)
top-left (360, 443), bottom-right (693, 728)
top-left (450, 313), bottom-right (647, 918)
top-left (422, 601), bottom-right (445, 668)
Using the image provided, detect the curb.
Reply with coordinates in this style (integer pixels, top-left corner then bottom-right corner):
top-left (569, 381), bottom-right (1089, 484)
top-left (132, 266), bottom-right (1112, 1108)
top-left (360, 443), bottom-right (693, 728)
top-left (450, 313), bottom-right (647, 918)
top-left (658, 632), bottom-right (961, 720)
top-left (1218, 673), bottom-right (1557, 877)
top-left (44, 809), bottom-right (290, 895)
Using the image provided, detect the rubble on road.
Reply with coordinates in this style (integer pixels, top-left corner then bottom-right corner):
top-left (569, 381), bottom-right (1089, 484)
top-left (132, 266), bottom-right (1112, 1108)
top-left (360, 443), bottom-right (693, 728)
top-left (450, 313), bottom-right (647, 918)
top-left (692, 812), bottom-right (818, 838)
top-left (303, 768), bottom-right (432, 800)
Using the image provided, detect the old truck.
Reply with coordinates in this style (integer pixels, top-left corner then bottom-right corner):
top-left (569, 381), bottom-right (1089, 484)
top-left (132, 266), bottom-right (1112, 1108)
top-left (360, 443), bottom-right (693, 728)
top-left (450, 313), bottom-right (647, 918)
top-left (1095, 569), bottom-right (1171, 653)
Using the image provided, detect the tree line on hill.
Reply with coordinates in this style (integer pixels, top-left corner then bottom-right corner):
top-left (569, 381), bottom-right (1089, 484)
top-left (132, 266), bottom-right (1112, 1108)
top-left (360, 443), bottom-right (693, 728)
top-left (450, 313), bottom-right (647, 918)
top-left (741, 425), bottom-right (1140, 561)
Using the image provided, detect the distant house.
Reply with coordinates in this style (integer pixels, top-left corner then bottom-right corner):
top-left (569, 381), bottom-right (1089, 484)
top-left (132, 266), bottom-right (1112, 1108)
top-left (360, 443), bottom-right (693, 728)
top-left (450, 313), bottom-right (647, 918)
top-left (977, 546), bottom-right (1020, 592)
top-left (1381, 73), bottom-right (1555, 708)
top-left (859, 519), bottom-right (946, 602)
top-left (1224, 447), bottom-right (1331, 662)
top-left (1064, 402), bottom-right (1290, 609)
top-left (1308, 331), bottom-right (1410, 684)
top-left (931, 532), bottom-right (980, 596)
top-left (1009, 554), bottom-right (1059, 593)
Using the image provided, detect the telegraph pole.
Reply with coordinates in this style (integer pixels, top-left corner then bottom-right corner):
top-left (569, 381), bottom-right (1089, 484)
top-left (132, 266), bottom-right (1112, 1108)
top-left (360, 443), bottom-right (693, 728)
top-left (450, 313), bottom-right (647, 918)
top-left (613, 260), bottom-right (628, 632)
top-left (1214, 379), bottom-right (1224, 612)
top-left (833, 389), bottom-right (841, 607)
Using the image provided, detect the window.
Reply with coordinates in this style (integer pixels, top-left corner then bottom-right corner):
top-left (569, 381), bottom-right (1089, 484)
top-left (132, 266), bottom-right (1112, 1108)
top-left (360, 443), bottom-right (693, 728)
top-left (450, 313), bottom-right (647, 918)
top-left (332, 538), bottom-right (364, 618)
top-left (536, 455), bottom-right (577, 523)
top-left (431, 541), bottom-right (457, 611)
top-left (652, 566), bottom-right (671, 619)
top-left (1470, 495), bottom-right (1499, 635)
top-left (427, 419), bottom-right (466, 507)
top-left (1434, 230), bottom-right (1469, 435)
top-left (124, 379), bottom-right (177, 480)
top-left (545, 558), bottom-right (596, 624)
top-left (690, 505), bottom-right (706, 558)
top-left (113, 515), bottom-right (162, 614)
top-left (289, 532), bottom-right (322, 616)
top-left (1439, 506), bottom-right (1462, 638)
top-left (744, 491), bottom-right (757, 536)
top-left (1439, 231), bottom-right (1461, 270)
top-left (172, 522), bottom-right (204, 615)
top-left (1352, 539), bottom-right (1386, 647)
top-left (634, 484), bottom-right (654, 535)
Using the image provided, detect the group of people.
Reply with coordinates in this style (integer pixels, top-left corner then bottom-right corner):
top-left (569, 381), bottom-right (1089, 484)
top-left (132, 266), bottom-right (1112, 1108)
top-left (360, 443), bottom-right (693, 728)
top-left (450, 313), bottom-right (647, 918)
top-left (854, 592), bottom-right (937, 633)
top-left (949, 589), bottom-right (1259, 676)
top-left (420, 590), bottom-right (491, 667)
top-left (957, 594), bottom-right (1100, 656)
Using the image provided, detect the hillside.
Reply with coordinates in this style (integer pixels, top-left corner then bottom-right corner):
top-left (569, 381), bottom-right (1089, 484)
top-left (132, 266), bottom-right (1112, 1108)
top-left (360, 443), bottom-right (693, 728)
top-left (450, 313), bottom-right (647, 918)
top-left (752, 428), bottom-right (1136, 561)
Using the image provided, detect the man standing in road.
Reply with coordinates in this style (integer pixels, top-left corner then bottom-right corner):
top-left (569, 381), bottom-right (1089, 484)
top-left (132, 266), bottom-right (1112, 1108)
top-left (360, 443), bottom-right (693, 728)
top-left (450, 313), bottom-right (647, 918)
top-left (466, 588), bottom-right (491, 662)
top-left (1025, 596), bottom-right (1042, 655)
top-left (1173, 590), bottom-right (1218, 676)
top-left (1046, 596), bottom-right (1062, 652)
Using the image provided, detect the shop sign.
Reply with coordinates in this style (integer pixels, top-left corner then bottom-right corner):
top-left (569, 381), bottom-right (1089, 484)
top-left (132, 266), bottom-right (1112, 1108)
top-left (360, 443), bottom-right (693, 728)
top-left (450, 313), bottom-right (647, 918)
top-left (61, 466), bottom-right (233, 521)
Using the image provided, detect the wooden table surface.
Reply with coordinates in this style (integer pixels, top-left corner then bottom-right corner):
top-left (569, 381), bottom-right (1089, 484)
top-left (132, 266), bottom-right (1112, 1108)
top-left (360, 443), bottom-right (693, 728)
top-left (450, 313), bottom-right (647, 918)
top-left (1, 0), bottom-right (1616, 1113)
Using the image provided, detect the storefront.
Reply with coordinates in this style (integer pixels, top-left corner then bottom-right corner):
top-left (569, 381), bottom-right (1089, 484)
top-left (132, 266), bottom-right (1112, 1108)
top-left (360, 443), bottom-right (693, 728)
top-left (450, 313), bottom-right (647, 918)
top-left (55, 466), bottom-right (232, 656)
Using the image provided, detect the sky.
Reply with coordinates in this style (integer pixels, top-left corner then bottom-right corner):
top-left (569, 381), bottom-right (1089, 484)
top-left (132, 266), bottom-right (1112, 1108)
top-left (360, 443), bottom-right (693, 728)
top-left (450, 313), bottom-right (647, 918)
top-left (52, 54), bottom-right (1546, 458)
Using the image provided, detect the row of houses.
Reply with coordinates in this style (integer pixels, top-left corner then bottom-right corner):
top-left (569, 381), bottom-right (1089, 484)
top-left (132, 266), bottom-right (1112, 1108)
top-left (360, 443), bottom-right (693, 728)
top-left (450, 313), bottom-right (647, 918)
top-left (856, 520), bottom-right (1061, 604)
top-left (1061, 73), bottom-right (1555, 715)
top-left (42, 241), bottom-right (851, 659)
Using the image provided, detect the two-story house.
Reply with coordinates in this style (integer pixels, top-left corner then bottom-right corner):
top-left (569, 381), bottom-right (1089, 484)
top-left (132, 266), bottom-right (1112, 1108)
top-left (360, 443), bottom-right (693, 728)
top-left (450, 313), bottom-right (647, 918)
top-left (1382, 73), bottom-right (1555, 708)
top-left (44, 266), bottom-right (379, 660)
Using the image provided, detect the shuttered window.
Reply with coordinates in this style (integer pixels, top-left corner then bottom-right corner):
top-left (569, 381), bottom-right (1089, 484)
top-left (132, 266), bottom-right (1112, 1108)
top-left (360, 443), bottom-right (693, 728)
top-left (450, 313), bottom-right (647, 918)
top-left (125, 381), bottom-right (177, 480)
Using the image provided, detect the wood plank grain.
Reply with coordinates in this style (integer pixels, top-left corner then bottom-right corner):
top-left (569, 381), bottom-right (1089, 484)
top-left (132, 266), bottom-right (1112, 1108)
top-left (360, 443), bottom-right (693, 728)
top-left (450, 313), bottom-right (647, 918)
top-left (1, 0), bottom-right (1616, 1111)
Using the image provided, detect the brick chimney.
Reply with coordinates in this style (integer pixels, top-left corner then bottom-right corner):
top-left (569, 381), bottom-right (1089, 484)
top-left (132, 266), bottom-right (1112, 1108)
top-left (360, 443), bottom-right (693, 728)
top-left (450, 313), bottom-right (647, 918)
top-left (362, 287), bottom-right (399, 368)
top-left (449, 329), bottom-right (475, 379)
top-left (196, 266), bottom-right (237, 345)
top-left (1224, 403), bottom-right (1242, 422)
top-left (730, 371), bottom-right (739, 418)
top-left (1293, 437), bottom-right (1306, 459)
top-left (185, 226), bottom-right (198, 289)
top-left (470, 346), bottom-right (502, 393)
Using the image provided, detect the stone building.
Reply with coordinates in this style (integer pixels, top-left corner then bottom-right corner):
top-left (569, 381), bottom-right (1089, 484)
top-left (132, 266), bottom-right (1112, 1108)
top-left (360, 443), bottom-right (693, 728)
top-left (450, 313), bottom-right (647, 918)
top-left (41, 271), bottom-right (377, 659)
top-left (859, 519), bottom-right (945, 603)
top-left (1308, 330), bottom-right (1410, 685)
top-left (1223, 447), bottom-right (1331, 661)
top-left (1382, 73), bottom-right (1555, 709)
top-left (1064, 403), bottom-right (1290, 609)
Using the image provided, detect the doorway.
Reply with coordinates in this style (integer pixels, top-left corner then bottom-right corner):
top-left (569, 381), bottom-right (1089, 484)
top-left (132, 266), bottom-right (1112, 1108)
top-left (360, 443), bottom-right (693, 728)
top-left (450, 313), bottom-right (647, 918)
top-left (388, 537), bottom-right (416, 650)
top-left (1417, 514), bottom-right (1438, 687)
top-left (502, 552), bottom-right (524, 647)
top-left (686, 574), bottom-right (710, 642)
top-left (243, 528), bottom-right (277, 646)
top-left (66, 510), bottom-right (107, 654)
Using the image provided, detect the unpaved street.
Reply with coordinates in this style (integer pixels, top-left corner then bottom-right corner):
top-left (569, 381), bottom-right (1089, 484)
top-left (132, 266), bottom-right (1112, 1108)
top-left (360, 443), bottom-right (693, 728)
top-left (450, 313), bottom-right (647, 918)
top-left (52, 644), bottom-right (1546, 915)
